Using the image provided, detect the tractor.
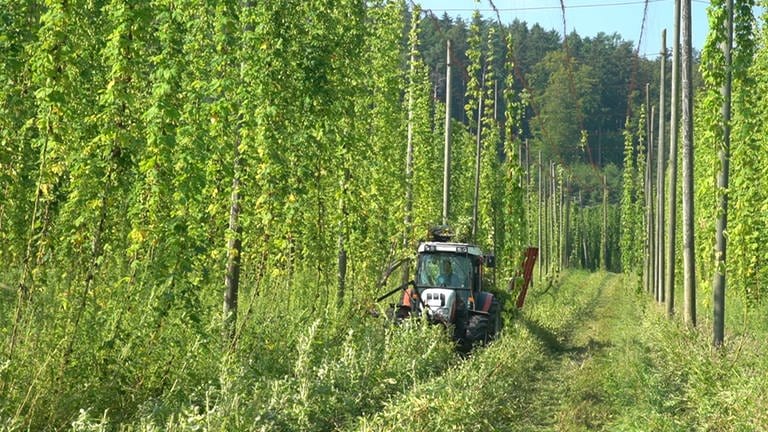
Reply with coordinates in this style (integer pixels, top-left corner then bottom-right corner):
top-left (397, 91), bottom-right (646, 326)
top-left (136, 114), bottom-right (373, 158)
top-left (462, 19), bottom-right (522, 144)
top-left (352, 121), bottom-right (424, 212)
top-left (377, 226), bottom-right (503, 351)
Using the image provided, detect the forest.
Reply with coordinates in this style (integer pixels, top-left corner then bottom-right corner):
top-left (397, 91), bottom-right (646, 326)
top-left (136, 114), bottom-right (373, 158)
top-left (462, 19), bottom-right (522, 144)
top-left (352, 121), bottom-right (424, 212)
top-left (1, 0), bottom-right (767, 430)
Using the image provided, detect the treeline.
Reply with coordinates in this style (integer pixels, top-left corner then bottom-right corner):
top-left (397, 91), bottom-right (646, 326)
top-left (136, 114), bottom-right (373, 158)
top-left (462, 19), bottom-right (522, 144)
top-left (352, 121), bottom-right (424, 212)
top-left (416, 12), bottom-right (660, 179)
top-left (411, 11), bottom-right (662, 276)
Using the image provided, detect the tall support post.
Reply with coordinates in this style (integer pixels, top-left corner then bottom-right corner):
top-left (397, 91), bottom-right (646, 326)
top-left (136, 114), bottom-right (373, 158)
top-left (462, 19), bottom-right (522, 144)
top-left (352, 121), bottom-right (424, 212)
top-left (646, 104), bottom-right (656, 295)
top-left (601, 174), bottom-right (608, 272)
top-left (548, 162), bottom-right (555, 274)
top-left (538, 151), bottom-right (543, 281)
top-left (526, 140), bottom-right (531, 188)
top-left (580, 191), bottom-right (588, 267)
top-left (443, 40), bottom-right (452, 225)
top-left (682, 0), bottom-right (697, 327)
top-left (646, 84), bottom-right (652, 154)
top-left (656, 30), bottom-right (667, 303)
top-left (564, 179), bottom-right (571, 268)
top-left (643, 85), bottom-right (651, 294)
top-left (224, 137), bottom-right (242, 343)
top-left (560, 175), bottom-right (565, 270)
top-left (667, 0), bottom-right (681, 317)
top-left (338, 167), bottom-right (350, 306)
top-left (494, 80), bottom-right (499, 123)
top-left (402, 26), bottom-right (418, 286)
top-left (519, 139), bottom-right (524, 189)
top-left (404, 49), bottom-right (415, 248)
top-left (551, 163), bottom-right (557, 273)
top-left (544, 161), bottom-right (549, 274)
top-left (713, 0), bottom-right (733, 346)
top-left (526, 139), bottom-right (532, 245)
top-left (553, 163), bottom-right (559, 272)
top-left (472, 69), bottom-right (485, 243)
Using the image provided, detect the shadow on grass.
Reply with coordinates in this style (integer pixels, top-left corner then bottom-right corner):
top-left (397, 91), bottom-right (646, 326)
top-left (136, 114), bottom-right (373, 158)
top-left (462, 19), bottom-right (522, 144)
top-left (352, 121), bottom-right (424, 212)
top-left (521, 316), bottom-right (568, 353)
top-left (521, 274), bottom-right (615, 359)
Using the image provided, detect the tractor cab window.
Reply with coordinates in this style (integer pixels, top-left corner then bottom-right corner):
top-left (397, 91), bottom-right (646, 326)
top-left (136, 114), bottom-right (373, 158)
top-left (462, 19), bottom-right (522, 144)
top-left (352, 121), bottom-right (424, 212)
top-left (417, 253), bottom-right (471, 289)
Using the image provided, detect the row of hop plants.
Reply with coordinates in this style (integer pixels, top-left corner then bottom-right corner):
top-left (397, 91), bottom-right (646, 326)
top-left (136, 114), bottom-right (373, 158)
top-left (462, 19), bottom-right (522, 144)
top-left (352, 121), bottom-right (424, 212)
top-left (619, 1), bottom-right (768, 313)
top-left (0, 1), bottom-right (530, 430)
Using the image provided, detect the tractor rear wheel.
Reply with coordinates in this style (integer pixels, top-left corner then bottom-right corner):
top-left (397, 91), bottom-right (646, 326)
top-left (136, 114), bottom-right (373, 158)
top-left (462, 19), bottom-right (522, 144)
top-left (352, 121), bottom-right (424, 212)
top-left (466, 314), bottom-right (490, 346)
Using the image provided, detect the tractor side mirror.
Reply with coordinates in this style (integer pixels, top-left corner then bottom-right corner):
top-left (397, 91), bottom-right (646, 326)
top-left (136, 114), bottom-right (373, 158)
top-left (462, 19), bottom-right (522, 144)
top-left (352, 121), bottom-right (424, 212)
top-left (484, 254), bottom-right (496, 268)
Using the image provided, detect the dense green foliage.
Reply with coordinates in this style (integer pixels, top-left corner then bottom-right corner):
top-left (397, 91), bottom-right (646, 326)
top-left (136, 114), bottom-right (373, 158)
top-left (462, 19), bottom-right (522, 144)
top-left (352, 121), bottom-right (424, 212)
top-left (2, 0), bottom-right (768, 429)
top-left (696, 0), bottom-right (766, 304)
top-left (618, 2), bottom-right (768, 324)
top-left (0, 1), bottom-right (527, 429)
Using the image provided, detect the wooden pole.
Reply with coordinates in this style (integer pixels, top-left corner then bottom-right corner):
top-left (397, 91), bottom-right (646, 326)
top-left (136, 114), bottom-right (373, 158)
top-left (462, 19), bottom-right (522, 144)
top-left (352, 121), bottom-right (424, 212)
top-left (666, 0), bottom-right (681, 317)
top-left (642, 85), bottom-right (650, 294)
top-left (601, 174), bottom-right (608, 271)
top-left (526, 139), bottom-right (532, 245)
top-left (538, 151), bottom-right (543, 281)
top-left (564, 179), bottom-right (571, 268)
top-left (224, 137), bottom-right (242, 342)
top-left (656, 30), bottom-right (667, 303)
top-left (682, 0), bottom-right (697, 327)
top-left (550, 162), bottom-right (556, 274)
top-left (404, 49), bottom-right (415, 247)
top-left (580, 191), bottom-right (588, 268)
top-left (443, 40), bottom-right (452, 225)
top-left (549, 162), bottom-right (554, 273)
top-left (472, 68), bottom-right (485, 243)
top-left (402, 41), bottom-right (417, 286)
top-left (338, 167), bottom-right (349, 306)
top-left (713, 0), bottom-right (733, 346)
top-left (646, 104), bottom-right (656, 295)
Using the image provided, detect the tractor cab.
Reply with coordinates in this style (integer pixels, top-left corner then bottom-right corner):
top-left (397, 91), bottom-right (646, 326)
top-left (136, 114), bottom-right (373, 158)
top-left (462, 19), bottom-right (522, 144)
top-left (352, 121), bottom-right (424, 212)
top-left (395, 227), bottom-right (501, 349)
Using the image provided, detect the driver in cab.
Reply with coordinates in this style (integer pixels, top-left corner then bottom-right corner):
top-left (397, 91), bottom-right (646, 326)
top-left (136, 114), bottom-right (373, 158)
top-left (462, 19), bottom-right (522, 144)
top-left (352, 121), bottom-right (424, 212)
top-left (437, 259), bottom-right (461, 287)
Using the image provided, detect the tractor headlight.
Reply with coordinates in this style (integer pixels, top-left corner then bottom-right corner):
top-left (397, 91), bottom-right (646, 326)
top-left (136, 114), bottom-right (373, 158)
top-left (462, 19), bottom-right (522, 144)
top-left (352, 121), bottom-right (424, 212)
top-left (422, 288), bottom-right (456, 323)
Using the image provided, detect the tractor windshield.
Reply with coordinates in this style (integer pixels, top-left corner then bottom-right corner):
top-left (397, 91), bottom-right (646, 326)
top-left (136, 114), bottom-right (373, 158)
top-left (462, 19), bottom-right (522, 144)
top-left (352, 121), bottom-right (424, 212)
top-left (416, 253), bottom-right (471, 289)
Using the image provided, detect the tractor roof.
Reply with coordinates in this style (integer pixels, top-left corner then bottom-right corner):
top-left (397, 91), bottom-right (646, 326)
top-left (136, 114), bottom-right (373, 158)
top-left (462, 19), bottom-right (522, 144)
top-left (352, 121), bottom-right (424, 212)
top-left (418, 241), bottom-right (484, 257)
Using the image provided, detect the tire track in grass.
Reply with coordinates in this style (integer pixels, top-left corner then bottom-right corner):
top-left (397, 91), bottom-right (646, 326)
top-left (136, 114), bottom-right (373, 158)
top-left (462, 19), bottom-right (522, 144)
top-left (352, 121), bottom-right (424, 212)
top-left (349, 271), bottom-right (625, 431)
top-left (514, 271), bottom-right (628, 431)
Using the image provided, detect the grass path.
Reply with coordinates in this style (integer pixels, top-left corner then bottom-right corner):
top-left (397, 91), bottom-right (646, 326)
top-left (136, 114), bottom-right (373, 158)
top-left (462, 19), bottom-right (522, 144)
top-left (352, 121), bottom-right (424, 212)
top-left (514, 271), bottom-right (630, 431)
top-left (352, 271), bottom-right (638, 431)
top-left (352, 270), bottom-right (768, 431)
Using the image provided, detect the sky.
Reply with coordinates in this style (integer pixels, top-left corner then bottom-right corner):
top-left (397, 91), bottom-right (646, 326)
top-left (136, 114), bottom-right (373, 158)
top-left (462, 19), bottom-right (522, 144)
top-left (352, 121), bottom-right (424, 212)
top-left (415, 0), bottom-right (748, 58)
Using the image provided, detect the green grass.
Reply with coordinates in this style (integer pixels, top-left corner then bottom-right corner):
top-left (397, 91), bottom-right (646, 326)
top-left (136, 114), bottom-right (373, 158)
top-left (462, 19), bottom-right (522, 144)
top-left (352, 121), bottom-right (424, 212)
top-left (3, 270), bottom-right (768, 431)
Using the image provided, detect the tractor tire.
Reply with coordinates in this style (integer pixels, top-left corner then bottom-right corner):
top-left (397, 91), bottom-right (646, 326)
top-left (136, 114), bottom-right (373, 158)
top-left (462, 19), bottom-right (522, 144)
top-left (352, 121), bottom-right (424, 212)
top-left (488, 299), bottom-right (502, 340)
top-left (394, 305), bottom-right (412, 321)
top-left (466, 314), bottom-right (490, 346)
top-left (452, 303), bottom-right (468, 344)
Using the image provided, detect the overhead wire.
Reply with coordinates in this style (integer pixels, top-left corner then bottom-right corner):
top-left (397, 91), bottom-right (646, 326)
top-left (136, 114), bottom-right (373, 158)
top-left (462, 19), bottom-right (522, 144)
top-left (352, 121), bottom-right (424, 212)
top-left (408, 1), bottom-right (473, 108)
top-left (428, 0), bottom-right (714, 13)
top-left (484, 0), bottom-right (595, 172)
top-left (627, 0), bottom-right (651, 122)
top-left (411, 0), bottom-right (656, 191)
top-left (481, 0), bottom-right (657, 226)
